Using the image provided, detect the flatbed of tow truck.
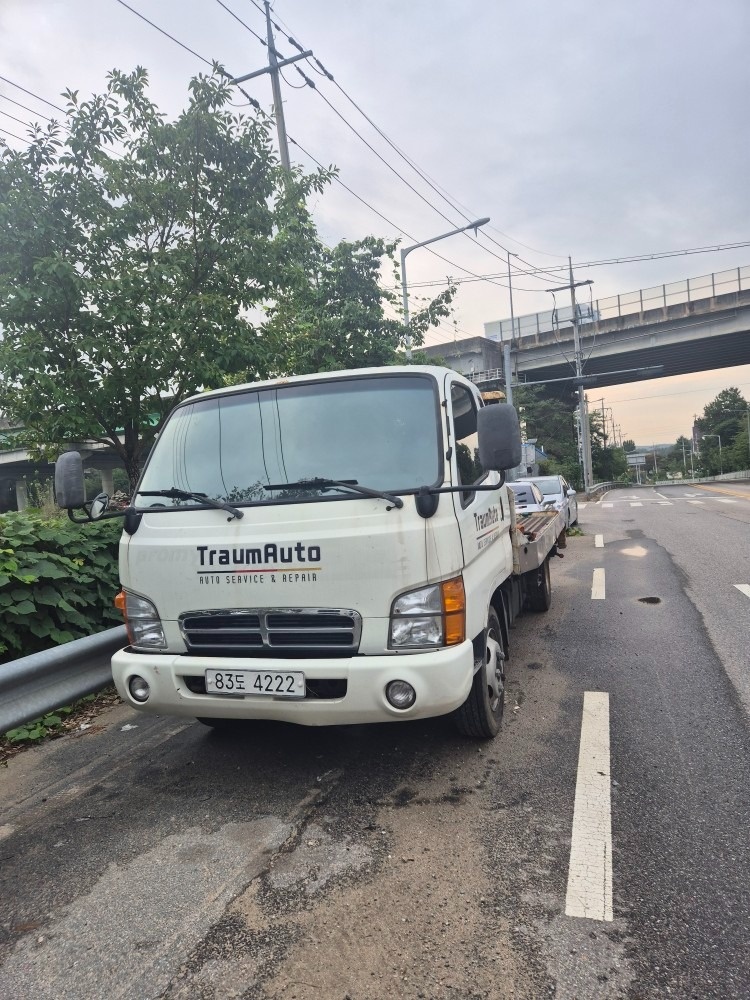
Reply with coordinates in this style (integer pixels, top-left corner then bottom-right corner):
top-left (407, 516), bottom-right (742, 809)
top-left (513, 508), bottom-right (566, 575)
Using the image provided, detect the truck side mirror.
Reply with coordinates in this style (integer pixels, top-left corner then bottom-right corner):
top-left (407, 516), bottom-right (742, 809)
top-left (477, 404), bottom-right (522, 471)
top-left (55, 451), bottom-right (86, 509)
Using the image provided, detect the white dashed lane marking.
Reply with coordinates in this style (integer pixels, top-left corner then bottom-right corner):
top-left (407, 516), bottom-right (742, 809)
top-left (716, 498), bottom-right (738, 503)
top-left (591, 569), bottom-right (606, 600)
top-left (734, 584), bottom-right (750, 600)
top-left (687, 500), bottom-right (704, 505)
top-left (630, 502), bottom-right (643, 507)
top-left (565, 692), bottom-right (613, 922)
top-left (595, 534), bottom-right (604, 548)
top-left (657, 501), bottom-right (672, 505)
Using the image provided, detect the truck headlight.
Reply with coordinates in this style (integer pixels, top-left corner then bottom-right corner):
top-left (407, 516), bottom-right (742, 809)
top-left (115, 590), bottom-right (167, 650)
top-left (389, 577), bottom-right (465, 649)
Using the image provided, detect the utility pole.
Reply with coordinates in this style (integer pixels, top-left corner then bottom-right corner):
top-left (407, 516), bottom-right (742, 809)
top-left (546, 260), bottom-right (594, 492)
top-left (230, 4), bottom-right (313, 172)
top-left (264, 1), bottom-right (291, 171)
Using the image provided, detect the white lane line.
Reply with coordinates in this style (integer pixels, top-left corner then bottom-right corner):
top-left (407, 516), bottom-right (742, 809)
top-left (595, 534), bottom-right (604, 548)
top-left (591, 568), bottom-right (606, 599)
top-left (565, 692), bottom-right (613, 922)
top-left (602, 502), bottom-right (613, 509)
top-left (687, 500), bottom-right (704, 505)
top-left (716, 499), bottom-right (738, 504)
top-left (630, 502), bottom-right (643, 507)
top-left (734, 584), bottom-right (750, 600)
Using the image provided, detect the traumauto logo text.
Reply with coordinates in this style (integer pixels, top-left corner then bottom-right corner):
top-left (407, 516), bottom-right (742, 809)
top-left (197, 544), bottom-right (322, 567)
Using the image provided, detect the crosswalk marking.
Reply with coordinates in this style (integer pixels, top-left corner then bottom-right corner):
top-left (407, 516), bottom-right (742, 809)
top-left (602, 503), bottom-right (613, 508)
top-left (565, 692), bottom-right (613, 922)
top-left (657, 501), bottom-right (672, 505)
top-left (595, 534), bottom-right (604, 548)
top-left (687, 500), bottom-right (704, 505)
top-left (716, 499), bottom-right (738, 504)
top-left (734, 584), bottom-right (750, 600)
top-left (630, 502), bottom-right (643, 507)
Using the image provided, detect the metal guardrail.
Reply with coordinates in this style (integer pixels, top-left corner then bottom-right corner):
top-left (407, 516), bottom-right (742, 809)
top-left (0, 626), bottom-right (126, 734)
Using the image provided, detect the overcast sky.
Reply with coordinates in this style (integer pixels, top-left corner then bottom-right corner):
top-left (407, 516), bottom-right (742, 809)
top-left (2, 0), bottom-right (749, 444)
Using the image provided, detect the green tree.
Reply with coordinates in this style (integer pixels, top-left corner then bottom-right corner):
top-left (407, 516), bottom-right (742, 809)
top-left (589, 410), bottom-right (627, 482)
top-left (0, 67), bottom-right (296, 489)
top-left (257, 235), bottom-right (454, 376)
top-left (0, 68), bottom-right (451, 492)
top-left (695, 387), bottom-right (749, 474)
top-left (622, 439), bottom-right (636, 453)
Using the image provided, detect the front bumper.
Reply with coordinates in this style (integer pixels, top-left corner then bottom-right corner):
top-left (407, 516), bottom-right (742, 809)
top-left (111, 642), bottom-right (475, 726)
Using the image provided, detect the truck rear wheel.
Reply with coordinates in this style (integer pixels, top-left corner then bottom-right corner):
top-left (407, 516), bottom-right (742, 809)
top-left (454, 608), bottom-right (506, 739)
top-left (526, 557), bottom-right (551, 612)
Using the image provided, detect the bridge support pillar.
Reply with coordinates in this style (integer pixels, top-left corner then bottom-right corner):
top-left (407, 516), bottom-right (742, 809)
top-left (101, 469), bottom-right (114, 495)
top-left (15, 479), bottom-right (28, 511)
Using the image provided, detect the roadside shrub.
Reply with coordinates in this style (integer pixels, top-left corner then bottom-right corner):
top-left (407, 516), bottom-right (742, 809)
top-left (0, 510), bottom-right (121, 663)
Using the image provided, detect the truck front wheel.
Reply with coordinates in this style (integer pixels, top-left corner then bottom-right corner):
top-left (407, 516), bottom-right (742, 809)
top-left (454, 608), bottom-right (506, 739)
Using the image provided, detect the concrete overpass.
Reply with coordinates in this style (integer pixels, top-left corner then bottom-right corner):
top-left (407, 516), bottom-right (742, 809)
top-left (424, 264), bottom-right (750, 388)
top-left (0, 440), bottom-right (124, 512)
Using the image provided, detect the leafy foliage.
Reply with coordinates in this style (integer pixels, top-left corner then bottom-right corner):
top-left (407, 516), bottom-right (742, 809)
top-left (0, 511), bottom-right (121, 662)
top-left (4, 702), bottom-right (80, 744)
top-left (258, 236), bottom-right (454, 376)
top-left (0, 67), bottom-right (455, 490)
top-left (0, 67), bottom-right (322, 488)
top-left (695, 386), bottom-right (749, 475)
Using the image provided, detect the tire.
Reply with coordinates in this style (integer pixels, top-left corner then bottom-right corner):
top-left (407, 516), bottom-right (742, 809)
top-left (526, 557), bottom-right (552, 612)
top-left (454, 608), bottom-right (506, 739)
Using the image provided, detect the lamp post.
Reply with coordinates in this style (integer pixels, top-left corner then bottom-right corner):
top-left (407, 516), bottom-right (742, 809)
top-left (401, 218), bottom-right (490, 361)
top-left (702, 433), bottom-right (722, 475)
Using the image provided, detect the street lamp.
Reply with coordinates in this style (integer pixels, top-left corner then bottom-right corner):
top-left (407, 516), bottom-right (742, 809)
top-left (401, 217), bottom-right (490, 360)
top-left (702, 433), bottom-right (722, 475)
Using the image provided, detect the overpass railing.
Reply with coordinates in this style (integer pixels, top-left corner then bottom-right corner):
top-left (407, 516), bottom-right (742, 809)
top-left (487, 264), bottom-right (750, 343)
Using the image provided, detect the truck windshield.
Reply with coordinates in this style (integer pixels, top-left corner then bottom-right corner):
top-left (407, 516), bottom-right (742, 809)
top-left (136, 374), bottom-right (441, 508)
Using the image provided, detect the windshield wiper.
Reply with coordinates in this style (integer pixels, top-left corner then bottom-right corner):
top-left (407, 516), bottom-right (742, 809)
top-left (264, 478), bottom-right (404, 510)
top-left (137, 488), bottom-right (244, 520)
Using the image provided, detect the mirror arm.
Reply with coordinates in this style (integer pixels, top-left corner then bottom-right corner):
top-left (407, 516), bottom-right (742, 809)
top-left (66, 505), bottom-right (129, 524)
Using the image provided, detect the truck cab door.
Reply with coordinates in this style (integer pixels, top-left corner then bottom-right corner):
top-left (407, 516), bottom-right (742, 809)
top-left (446, 378), bottom-right (513, 637)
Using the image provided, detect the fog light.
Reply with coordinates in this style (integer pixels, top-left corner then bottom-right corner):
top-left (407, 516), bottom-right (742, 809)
top-left (386, 680), bottom-right (416, 710)
top-left (128, 675), bottom-right (150, 703)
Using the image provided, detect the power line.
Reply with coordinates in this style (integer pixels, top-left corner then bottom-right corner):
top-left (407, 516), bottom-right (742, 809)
top-left (405, 240), bottom-right (750, 289)
top-left (114, 0), bottom-right (215, 68)
top-left (0, 94), bottom-right (53, 122)
top-left (602, 381), bottom-right (750, 404)
top-left (267, 7), bottom-right (567, 272)
top-left (289, 135), bottom-right (513, 292)
top-left (0, 126), bottom-right (26, 143)
top-left (0, 75), bottom-right (65, 113)
top-left (114, 0), bottom-right (260, 108)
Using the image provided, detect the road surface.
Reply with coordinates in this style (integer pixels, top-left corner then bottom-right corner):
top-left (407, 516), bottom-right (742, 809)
top-left (1, 483), bottom-right (749, 999)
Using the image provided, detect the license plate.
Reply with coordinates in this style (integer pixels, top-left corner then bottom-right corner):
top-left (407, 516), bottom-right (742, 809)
top-left (205, 669), bottom-right (305, 698)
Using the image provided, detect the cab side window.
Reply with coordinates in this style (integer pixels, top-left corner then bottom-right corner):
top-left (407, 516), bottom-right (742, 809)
top-left (450, 384), bottom-right (485, 504)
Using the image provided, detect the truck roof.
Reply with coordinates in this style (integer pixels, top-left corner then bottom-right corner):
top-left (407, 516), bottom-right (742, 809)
top-left (188, 365), bottom-right (474, 404)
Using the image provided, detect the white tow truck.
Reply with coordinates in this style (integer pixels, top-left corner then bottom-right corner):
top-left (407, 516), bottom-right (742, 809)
top-left (56, 366), bottom-right (565, 739)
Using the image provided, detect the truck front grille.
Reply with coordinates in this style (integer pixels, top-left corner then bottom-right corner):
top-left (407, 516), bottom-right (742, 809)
top-left (179, 608), bottom-right (362, 658)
